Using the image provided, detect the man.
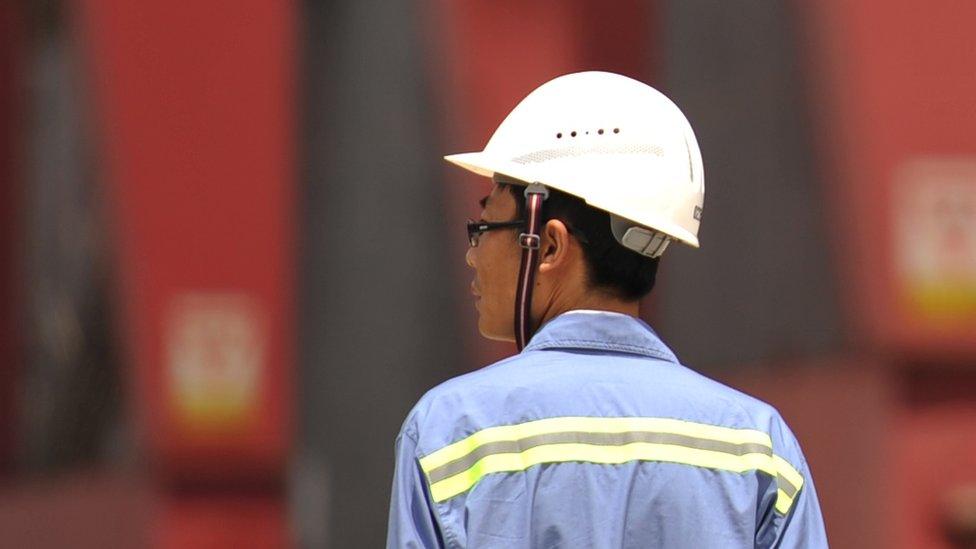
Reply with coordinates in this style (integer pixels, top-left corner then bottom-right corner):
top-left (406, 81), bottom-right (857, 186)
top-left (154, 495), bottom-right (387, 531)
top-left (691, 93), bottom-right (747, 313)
top-left (387, 71), bottom-right (827, 548)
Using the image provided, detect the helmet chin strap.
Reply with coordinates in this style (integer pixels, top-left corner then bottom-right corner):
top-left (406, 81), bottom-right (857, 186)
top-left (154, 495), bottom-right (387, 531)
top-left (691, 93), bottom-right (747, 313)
top-left (514, 183), bottom-right (549, 351)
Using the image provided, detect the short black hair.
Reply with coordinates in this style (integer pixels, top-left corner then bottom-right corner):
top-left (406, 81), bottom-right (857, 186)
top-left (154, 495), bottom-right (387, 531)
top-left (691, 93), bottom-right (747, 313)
top-left (500, 182), bottom-right (660, 301)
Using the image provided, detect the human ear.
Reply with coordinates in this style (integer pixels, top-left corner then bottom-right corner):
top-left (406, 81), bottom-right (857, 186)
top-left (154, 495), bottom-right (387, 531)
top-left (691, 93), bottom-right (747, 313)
top-left (538, 219), bottom-right (570, 274)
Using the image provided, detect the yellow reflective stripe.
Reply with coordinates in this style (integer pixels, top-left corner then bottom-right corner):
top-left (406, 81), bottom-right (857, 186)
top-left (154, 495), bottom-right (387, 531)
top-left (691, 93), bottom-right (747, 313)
top-left (420, 416), bottom-right (807, 515)
top-left (775, 489), bottom-right (796, 514)
top-left (418, 416), bottom-right (773, 473)
top-left (428, 441), bottom-right (777, 502)
top-left (773, 455), bottom-right (804, 493)
top-left (773, 454), bottom-right (804, 514)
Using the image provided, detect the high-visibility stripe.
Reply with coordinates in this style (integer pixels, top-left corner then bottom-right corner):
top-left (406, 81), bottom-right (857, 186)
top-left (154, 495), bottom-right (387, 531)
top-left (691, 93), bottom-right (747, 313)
top-left (419, 417), bottom-right (773, 471)
top-left (773, 454), bottom-right (803, 513)
top-left (425, 430), bottom-right (773, 484)
top-left (773, 455), bottom-right (803, 495)
top-left (419, 417), bottom-right (804, 515)
top-left (776, 489), bottom-right (796, 515)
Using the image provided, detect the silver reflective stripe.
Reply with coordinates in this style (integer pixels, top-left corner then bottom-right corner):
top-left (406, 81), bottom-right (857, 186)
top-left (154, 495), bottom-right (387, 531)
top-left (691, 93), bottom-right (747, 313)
top-left (777, 473), bottom-right (799, 499)
top-left (425, 430), bottom-right (773, 484)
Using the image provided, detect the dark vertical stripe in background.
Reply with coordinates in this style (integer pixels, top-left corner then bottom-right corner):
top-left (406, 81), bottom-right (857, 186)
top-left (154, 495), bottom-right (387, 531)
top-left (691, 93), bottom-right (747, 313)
top-left (658, 0), bottom-right (843, 370)
top-left (0, 0), bottom-right (22, 478)
top-left (299, 1), bottom-right (462, 546)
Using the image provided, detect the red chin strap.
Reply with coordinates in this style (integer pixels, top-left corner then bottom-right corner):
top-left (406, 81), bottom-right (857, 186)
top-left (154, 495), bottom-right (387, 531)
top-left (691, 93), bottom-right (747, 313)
top-left (514, 183), bottom-right (549, 351)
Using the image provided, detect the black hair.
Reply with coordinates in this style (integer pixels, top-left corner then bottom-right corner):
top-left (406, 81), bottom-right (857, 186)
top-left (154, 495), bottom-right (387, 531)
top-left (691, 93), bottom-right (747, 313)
top-left (500, 183), bottom-right (660, 301)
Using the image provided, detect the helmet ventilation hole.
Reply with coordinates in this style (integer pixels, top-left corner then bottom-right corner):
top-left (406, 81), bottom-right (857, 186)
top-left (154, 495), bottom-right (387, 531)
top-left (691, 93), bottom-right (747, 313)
top-left (558, 129), bottom-right (615, 139)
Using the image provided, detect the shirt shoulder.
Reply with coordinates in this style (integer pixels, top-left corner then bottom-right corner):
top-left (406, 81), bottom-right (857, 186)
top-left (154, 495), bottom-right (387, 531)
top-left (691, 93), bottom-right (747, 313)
top-left (402, 347), bottom-right (801, 460)
top-left (396, 352), bottom-right (525, 453)
top-left (668, 365), bottom-right (806, 450)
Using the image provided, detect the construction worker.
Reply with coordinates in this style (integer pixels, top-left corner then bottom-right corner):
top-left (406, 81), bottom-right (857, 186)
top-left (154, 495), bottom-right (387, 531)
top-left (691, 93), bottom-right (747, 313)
top-left (387, 71), bottom-right (827, 548)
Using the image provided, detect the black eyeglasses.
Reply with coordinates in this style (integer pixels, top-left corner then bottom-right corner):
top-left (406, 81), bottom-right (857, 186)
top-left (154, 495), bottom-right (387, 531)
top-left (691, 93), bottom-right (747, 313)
top-left (465, 218), bottom-right (591, 247)
top-left (466, 219), bottom-right (525, 247)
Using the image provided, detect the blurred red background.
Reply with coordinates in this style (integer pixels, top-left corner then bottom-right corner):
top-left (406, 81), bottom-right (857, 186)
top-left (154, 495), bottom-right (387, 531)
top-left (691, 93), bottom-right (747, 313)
top-left (0, 1), bottom-right (974, 547)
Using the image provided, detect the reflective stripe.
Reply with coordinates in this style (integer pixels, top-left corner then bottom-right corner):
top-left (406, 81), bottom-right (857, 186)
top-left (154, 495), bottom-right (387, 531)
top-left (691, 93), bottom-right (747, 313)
top-left (419, 416), bottom-right (804, 515)
top-left (426, 431), bottom-right (773, 484)
top-left (773, 454), bottom-right (803, 494)
top-left (777, 474), bottom-right (798, 499)
top-left (773, 455), bottom-right (804, 513)
top-left (419, 417), bottom-right (773, 471)
top-left (776, 489), bottom-right (795, 515)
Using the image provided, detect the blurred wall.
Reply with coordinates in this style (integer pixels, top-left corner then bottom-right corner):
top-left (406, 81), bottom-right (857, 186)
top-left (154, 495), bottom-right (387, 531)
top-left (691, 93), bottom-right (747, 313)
top-left (799, 1), bottom-right (976, 547)
top-left (299, 1), bottom-right (462, 547)
top-left (21, 0), bottom-right (120, 474)
top-left (0, 0), bottom-right (25, 478)
top-left (1, 1), bottom-right (974, 547)
top-left (657, 0), bottom-right (843, 369)
top-left (0, 0), bottom-right (23, 477)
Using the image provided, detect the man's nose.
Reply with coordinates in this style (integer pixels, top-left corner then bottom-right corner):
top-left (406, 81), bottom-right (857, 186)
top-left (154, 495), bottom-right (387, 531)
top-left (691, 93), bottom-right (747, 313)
top-left (465, 246), bottom-right (476, 268)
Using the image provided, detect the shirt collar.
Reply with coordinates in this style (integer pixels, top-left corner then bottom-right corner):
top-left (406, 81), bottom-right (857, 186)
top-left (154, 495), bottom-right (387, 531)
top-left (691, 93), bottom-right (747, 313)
top-left (522, 309), bottom-right (679, 362)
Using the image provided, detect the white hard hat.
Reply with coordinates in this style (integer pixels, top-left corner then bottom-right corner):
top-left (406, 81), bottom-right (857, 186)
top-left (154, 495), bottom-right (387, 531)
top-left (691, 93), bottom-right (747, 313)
top-left (445, 71), bottom-right (704, 257)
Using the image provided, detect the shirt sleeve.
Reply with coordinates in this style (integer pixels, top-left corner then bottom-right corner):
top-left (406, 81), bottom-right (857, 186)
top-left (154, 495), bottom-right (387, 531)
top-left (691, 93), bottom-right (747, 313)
top-left (387, 428), bottom-right (445, 549)
top-left (756, 422), bottom-right (829, 548)
top-left (770, 462), bottom-right (829, 548)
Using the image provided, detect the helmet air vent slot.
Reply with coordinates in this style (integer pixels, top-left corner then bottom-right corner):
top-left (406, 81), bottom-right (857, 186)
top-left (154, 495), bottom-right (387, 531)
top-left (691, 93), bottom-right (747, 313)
top-left (512, 143), bottom-right (664, 165)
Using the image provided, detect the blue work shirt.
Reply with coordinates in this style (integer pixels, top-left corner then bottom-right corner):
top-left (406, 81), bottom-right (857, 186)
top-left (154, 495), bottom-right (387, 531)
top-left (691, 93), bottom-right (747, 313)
top-left (388, 310), bottom-right (828, 548)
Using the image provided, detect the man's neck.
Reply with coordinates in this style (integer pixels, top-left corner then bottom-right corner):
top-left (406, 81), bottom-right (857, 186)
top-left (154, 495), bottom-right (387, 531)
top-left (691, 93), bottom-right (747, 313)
top-left (535, 287), bottom-right (639, 329)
